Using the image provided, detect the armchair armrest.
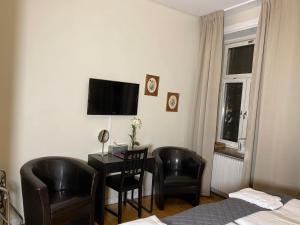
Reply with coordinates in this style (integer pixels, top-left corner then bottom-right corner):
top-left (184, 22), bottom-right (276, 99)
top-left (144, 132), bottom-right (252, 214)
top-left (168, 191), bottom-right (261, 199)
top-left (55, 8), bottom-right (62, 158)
top-left (21, 168), bottom-right (47, 190)
top-left (191, 154), bottom-right (205, 181)
top-left (153, 152), bottom-right (165, 195)
top-left (154, 154), bottom-right (164, 181)
top-left (71, 159), bottom-right (99, 197)
top-left (181, 153), bottom-right (205, 180)
top-left (20, 165), bottom-right (50, 225)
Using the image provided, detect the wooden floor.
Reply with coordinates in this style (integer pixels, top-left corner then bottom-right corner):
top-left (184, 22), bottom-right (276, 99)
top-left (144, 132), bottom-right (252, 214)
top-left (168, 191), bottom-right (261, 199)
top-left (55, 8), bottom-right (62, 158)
top-left (100, 194), bottom-right (224, 225)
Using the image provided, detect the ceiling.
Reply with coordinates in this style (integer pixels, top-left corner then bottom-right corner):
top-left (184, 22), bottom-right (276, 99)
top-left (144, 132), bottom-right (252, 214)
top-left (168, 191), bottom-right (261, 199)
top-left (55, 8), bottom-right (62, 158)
top-left (152, 0), bottom-right (253, 16)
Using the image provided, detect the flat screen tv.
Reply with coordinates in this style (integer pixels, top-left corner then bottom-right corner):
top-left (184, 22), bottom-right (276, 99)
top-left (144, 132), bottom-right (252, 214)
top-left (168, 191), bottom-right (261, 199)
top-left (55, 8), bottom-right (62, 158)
top-left (87, 78), bottom-right (139, 115)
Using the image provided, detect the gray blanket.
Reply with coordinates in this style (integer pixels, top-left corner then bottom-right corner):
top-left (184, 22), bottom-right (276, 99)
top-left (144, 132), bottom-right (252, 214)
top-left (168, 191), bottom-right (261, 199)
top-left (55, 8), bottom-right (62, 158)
top-left (162, 194), bottom-right (292, 225)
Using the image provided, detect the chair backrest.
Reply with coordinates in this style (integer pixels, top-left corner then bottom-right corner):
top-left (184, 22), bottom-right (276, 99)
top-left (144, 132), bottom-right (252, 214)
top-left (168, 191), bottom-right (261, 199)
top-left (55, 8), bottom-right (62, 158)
top-left (31, 157), bottom-right (82, 193)
top-left (155, 147), bottom-right (193, 172)
top-left (153, 146), bottom-right (200, 173)
top-left (120, 148), bottom-right (148, 189)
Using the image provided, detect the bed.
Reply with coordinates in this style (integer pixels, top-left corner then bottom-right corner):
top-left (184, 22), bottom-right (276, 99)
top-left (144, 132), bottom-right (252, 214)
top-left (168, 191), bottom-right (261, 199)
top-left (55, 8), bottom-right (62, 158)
top-left (161, 193), bottom-right (292, 225)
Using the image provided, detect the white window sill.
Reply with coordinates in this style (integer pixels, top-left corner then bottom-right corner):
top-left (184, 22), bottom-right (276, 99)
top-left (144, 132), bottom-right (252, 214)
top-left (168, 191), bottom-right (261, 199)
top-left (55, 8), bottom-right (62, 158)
top-left (214, 147), bottom-right (244, 160)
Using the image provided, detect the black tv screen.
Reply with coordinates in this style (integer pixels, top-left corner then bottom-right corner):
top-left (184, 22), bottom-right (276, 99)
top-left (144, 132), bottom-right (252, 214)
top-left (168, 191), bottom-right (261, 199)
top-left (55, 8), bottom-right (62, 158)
top-left (87, 78), bottom-right (139, 115)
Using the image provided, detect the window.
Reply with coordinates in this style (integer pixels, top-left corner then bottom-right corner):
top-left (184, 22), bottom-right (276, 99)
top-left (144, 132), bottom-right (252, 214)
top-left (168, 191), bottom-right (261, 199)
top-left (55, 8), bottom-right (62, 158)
top-left (217, 39), bottom-right (255, 149)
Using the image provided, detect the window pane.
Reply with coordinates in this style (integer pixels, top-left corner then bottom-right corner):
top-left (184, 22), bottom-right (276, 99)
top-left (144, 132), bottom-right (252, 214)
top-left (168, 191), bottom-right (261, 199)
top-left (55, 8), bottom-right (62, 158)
top-left (227, 44), bottom-right (254, 75)
top-left (221, 83), bottom-right (243, 142)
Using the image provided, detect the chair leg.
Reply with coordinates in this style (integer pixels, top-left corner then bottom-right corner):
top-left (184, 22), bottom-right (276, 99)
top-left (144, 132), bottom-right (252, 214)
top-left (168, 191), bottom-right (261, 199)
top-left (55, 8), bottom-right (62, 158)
top-left (138, 188), bottom-right (142, 218)
top-left (118, 192), bottom-right (123, 224)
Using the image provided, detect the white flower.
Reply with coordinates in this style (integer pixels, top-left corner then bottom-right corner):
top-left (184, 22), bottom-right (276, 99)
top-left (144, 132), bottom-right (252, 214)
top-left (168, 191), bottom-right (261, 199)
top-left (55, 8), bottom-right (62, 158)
top-left (131, 117), bottom-right (142, 128)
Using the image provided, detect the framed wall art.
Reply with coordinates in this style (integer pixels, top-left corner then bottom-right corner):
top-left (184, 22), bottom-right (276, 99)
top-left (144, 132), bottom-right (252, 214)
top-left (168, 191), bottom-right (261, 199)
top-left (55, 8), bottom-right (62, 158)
top-left (166, 92), bottom-right (179, 112)
top-left (144, 74), bottom-right (159, 96)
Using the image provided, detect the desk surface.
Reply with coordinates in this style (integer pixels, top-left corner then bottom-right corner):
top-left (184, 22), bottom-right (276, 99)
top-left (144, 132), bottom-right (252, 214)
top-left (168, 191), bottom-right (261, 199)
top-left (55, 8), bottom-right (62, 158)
top-left (89, 152), bottom-right (154, 161)
top-left (90, 153), bottom-right (127, 164)
top-left (88, 153), bottom-right (155, 173)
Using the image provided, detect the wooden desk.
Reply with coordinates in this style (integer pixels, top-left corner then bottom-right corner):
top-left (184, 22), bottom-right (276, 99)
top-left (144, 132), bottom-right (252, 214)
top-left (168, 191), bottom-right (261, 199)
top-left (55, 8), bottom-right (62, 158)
top-left (88, 153), bottom-right (155, 225)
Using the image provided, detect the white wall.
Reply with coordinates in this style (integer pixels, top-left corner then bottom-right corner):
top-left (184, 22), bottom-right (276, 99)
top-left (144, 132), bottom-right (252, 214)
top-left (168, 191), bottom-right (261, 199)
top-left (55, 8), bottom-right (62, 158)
top-left (0, 0), bottom-right (16, 174)
top-left (0, 0), bottom-right (200, 213)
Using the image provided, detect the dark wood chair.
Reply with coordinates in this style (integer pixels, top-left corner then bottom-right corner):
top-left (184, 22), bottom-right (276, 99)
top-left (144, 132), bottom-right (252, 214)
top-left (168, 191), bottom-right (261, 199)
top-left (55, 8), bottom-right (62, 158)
top-left (105, 148), bottom-right (148, 224)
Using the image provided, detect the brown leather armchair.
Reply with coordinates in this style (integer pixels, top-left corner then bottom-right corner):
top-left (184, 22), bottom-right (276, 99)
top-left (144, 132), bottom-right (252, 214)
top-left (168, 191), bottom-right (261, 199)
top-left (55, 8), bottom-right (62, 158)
top-left (20, 157), bottom-right (99, 225)
top-left (153, 147), bottom-right (205, 210)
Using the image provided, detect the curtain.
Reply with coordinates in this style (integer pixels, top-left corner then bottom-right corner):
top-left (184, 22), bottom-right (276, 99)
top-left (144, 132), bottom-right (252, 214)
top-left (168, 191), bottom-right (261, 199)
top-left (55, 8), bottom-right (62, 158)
top-left (241, 0), bottom-right (300, 196)
top-left (192, 11), bottom-right (223, 196)
top-left (240, 0), bottom-right (271, 188)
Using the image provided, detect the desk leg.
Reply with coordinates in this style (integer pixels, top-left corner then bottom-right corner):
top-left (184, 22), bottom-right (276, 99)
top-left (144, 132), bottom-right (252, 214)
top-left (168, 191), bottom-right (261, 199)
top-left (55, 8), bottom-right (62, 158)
top-left (95, 170), bottom-right (106, 225)
top-left (150, 171), bottom-right (154, 212)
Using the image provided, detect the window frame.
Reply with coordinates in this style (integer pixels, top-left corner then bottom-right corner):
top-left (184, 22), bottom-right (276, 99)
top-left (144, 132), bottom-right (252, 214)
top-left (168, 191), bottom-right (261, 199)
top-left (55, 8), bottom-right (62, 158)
top-left (217, 78), bottom-right (251, 148)
top-left (217, 36), bottom-right (255, 149)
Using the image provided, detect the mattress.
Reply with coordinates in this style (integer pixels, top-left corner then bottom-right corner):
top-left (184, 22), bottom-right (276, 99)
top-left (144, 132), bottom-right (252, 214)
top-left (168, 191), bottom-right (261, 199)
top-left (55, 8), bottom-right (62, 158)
top-left (162, 194), bottom-right (292, 225)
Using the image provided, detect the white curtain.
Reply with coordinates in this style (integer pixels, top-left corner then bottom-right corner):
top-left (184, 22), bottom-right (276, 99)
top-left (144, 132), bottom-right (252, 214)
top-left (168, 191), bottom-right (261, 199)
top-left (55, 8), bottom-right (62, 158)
top-left (192, 11), bottom-right (224, 196)
top-left (242, 0), bottom-right (300, 196)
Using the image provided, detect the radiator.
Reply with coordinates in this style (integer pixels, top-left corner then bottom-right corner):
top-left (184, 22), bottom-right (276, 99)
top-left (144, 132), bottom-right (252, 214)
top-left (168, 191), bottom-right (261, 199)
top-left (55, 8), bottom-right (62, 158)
top-left (211, 153), bottom-right (244, 195)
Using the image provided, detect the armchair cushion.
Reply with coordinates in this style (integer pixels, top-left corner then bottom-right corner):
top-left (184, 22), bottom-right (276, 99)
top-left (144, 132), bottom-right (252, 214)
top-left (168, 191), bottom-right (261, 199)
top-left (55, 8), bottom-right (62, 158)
top-left (51, 194), bottom-right (91, 224)
top-left (50, 192), bottom-right (91, 214)
top-left (164, 172), bottom-right (199, 187)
